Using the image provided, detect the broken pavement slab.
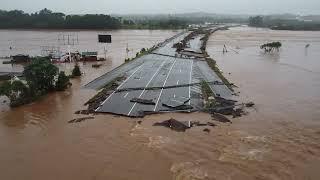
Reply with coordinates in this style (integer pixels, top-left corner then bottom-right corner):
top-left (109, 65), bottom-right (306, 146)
top-left (153, 118), bottom-right (190, 132)
top-left (130, 98), bottom-right (156, 105)
top-left (161, 97), bottom-right (193, 111)
top-left (153, 118), bottom-right (217, 132)
top-left (211, 113), bottom-right (232, 123)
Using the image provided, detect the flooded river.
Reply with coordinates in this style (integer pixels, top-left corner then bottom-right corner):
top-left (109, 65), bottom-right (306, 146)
top-left (0, 27), bottom-right (320, 180)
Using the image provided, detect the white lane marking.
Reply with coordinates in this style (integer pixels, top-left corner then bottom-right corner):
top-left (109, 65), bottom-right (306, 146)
top-left (176, 80), bottom-right (179, 85)
top-left (153, 59), bottom-right (177, 111)
top-left (188, 60), bottom-right (193, 105)
top-left (128, 60), bottom-right (167, 116)
top-left (95, 64), bottom-right (144, 112)
top-left (173, 94), bottom-right (176, 98)
top-left (124, 92), bottom-right (129, 98)
top-left (179, 69), bottom-right (182, 73)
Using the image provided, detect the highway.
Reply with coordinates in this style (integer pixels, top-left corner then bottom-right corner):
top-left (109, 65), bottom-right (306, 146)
top-left (87, 27), bottom-right (234, 117)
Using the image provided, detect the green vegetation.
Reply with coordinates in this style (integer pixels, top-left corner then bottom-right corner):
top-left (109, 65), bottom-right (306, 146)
top-left (249, 15), bottom-right (320, 31)
top-left (0, 8), bottom-right (121, 29)
top-left (0, 80), bottom-right (31, 107)
top-left (72, 64), bottom-right (82, 77)
top-left (0, 58), bottom-right (71, 107)
top-left (249, 16), bottom-right (264, 27)
top-left (125, 46), bottom-right (156, 63)
top-left (260, 42), bottom-right (282, 53)
top-left (85, 76), bottom-right (125, 112)
top-left (200, 80), bottom-right (215, 108)
top-left (0, 8), bottom-right (188, 30)
top-left (205, 58), bottom-right (234, 92)
top-left (55, 71), bottom-right (71, 91)
top-left (24, 58), bottom-right (59, 95)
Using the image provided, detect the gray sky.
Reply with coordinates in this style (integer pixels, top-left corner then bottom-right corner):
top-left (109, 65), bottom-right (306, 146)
top-left (1, 0), bottom-right (320, 15)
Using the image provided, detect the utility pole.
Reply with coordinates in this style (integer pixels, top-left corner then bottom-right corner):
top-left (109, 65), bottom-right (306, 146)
top-left (58, 33), bottom-right (79, 62)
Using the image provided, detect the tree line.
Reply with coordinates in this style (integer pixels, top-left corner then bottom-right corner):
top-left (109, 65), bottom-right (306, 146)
top-left (249, 16), bottom-right (320, 31)
top-left (0, 8), bottom-right (189, 29)
top-left (0, 8), bottom-right (121, 29)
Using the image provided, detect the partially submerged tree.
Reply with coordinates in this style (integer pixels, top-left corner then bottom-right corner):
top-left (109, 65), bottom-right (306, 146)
top-left (260, 42), bottom-right (282, 53)
top-left (23, 58), bottom-right (58, 95)
top-left (1, 58), bottom-right (73, 107)
top-left (72, 64), bottom-right (82, 77)
top-left (0, 80), bottom-right (31, 107)
top-left (55, 71), bottom-right (71, 91)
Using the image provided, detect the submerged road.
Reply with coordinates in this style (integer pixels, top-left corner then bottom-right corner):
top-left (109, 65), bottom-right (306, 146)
top-left (95, 55), bottom-right (194, 116)
top-left (88, 27), bottom-right (233, 117)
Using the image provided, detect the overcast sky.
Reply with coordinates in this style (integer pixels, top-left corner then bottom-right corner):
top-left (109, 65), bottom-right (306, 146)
top-left (1, 0), bottom-right (320, 15)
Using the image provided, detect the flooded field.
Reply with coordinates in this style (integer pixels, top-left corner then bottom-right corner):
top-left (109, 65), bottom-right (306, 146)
top-left (0, 29), bottom-right (177, 83)
top-left (1, 27), bottom-right (320, 180)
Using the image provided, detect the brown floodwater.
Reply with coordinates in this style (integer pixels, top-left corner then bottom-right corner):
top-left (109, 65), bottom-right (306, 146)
top-left (0, 27), bottom-right (320, 180)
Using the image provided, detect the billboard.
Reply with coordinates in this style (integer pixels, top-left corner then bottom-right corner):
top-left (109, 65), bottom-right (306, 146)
top-left (98, 35), bottom-right (112, 43)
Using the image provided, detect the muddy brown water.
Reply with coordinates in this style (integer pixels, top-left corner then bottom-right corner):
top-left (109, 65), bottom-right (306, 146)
top-left (0, 27), bottom-right (320, 180)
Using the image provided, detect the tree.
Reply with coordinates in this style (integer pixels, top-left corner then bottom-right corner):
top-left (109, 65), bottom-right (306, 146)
top-left (0, 80), bottom-right (31, 107)
top-left (23, 58), bottom-right (58, 95)
top-left (55, 71), bottom-right (71, 91)
top-left (72, 64), bottom-right (82, 77)
top-left (260, 42), bottom-right (282, 53)
top-left (0, 81), bottom-right (11, 97)
top-left (249, 16), bottom-right (264, 27)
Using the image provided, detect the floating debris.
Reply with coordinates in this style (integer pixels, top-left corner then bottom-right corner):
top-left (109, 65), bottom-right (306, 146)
top-left (154, 118), bottom-right (217, 132)
top-left (210, 105), bottom-right (235, 115)
top-left (215, 96), bottom-right (237, 106)
top-left (211, 113), bottom-right (232, 123)
top-left (92, 64), bottom-right (102, 68)
top-left (207, 122), bottom-right (216, 127)
top-left (245, 102), bottom-right (255, 107)
top-left (75, 110), bottom-right (90, 115)
top-left (203, 128), bottom-right (211, 133)
top-left (153, 118), bottom-right (190, 132)
top-left (68, 117), bottom-right (94, 123)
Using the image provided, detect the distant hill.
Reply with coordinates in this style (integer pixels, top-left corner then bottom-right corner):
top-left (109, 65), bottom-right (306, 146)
top-left (301, 15), bottom-right (320, 22)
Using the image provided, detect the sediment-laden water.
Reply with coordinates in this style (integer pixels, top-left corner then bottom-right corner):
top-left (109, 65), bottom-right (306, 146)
top-left (0, 27), bottom-right (319, 180)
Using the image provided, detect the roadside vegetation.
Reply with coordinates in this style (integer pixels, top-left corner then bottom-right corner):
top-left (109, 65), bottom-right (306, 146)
top-left (85, 76), bottom-right (125, 112)
top-left (205, 57), bottom-right (234, 92)
top-left (0, 58), bottom-right (71, 107)
top-left (200, 80), bottom-right (215, 109)
top-left (125, 47), bottom-right (156, 62)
